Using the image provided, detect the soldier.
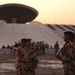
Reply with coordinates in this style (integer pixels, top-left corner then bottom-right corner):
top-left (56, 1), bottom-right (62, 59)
top-left (56, 31), bottom-right (75, 75)
top-left (16, 38), bottom-right (27, 75)
top-left (25, 38), bottom-right (38, 75)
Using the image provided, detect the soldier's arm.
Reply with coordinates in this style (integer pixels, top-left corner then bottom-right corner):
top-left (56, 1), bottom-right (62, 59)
top-left (16, 49), bottom-right (21, 57)
top-left (63, 43), bottom-right (75, 60)
top-left (68, 45), bottom-right (75, 59)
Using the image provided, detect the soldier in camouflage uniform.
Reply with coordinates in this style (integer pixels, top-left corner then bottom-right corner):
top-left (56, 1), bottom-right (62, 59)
top-left (16, 38), bottom-right (27, 75)
top-left (56, 31), bottom-right (75, 75)
top-left (16, 38), bottom-right (38, 75)
top-left (25, 38), bottom-right (38, 75)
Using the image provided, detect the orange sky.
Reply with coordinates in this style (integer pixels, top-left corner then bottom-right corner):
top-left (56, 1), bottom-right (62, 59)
top-left (0, 0), bottom-right (75, 25)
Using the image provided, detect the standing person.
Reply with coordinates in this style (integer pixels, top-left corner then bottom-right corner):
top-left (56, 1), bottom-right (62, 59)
top-left (56, 31), bottom-right (75, 75)
top-left (16, 38), bottom-right (27, 75)
top-left (25, 38), bottom-right (38, 75)
top-left (54, 41), bottom-right (59, 55)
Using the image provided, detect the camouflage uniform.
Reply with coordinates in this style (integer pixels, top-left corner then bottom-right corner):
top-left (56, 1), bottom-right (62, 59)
top-left (57, 41), bottom-right (75, 75)
top-left (16, 46), bottom-right (38, 75)
top-left (25, 47), bottom-right (38, 75)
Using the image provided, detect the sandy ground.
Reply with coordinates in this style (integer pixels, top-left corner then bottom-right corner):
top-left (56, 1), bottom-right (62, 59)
top-left (0, 55), bottom-right (64, 75)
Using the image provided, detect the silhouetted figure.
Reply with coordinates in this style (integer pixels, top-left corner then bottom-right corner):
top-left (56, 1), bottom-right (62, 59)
top-left (7, 45), bottom-right (11, 49)
top-left (18, 40), bottom-right (21, 46)
top-left (2, 45), bottom-right (6, 49)
top-left (14, 42), bottom-right (18, 47)
top-left (54, 41), bottom-right (59, 55)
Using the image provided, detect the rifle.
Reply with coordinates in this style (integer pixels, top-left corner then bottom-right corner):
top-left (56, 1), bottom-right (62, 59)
top-left (56, 41), bottom-right (68, 59)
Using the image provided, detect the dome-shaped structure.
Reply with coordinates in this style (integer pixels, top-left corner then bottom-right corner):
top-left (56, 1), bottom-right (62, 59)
top-left (29, 21), bottom-right (43, 25)
top-left (0, 3), bottom-right (38, 23)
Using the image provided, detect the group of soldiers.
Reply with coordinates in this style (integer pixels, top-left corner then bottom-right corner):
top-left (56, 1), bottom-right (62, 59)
top-left (15, 31), bottom-right (75, 75)
top-left (16, 38), bottom-right (38, 75)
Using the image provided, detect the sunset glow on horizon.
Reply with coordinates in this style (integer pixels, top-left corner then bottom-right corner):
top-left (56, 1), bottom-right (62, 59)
top-left (0, 0), bottom-right (75, 25)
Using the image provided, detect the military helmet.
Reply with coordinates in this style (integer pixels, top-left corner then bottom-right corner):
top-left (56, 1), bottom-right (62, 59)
top-left (64, 31), bottom-right (75, 41)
